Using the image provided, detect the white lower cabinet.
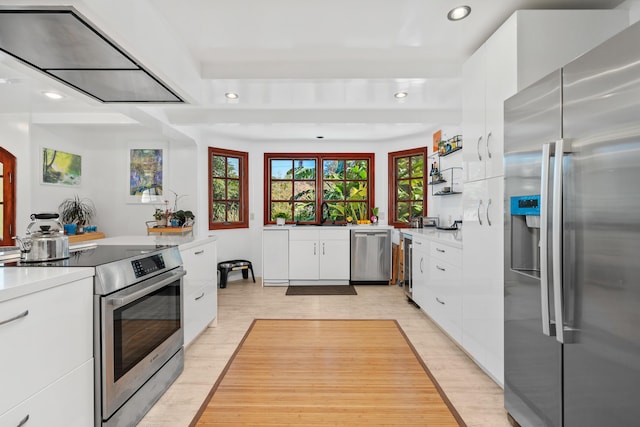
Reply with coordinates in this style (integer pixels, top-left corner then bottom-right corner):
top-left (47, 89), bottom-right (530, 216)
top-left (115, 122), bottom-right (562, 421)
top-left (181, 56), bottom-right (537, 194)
top-left (410, 236), bottom-right (429, 309)
top-left (288, 228), bottom-right (349, 283)
top-left (0, 277), bottom-right (93, 424)
top-left (0, 360), bottom-right (94, 427)
top-left (262, 229), bottom-right (289, 285)
top-left (427, 243), bottom-right (463, 344)
top-left (181, 239), bottom-right (218, 346)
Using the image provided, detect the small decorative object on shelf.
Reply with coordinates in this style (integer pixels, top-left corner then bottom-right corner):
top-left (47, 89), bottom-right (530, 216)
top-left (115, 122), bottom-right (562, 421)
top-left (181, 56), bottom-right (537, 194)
top-left (370, 207), bottom-right (379, 224)
top-left (274, 212), bottom-right (287, 226)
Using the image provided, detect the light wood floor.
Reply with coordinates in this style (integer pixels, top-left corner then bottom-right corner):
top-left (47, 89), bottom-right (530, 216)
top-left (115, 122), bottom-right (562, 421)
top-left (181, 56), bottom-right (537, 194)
top-left (139, 279), bottom-right (511, 427)
top-left (192, 319), bottom-right (465, 426)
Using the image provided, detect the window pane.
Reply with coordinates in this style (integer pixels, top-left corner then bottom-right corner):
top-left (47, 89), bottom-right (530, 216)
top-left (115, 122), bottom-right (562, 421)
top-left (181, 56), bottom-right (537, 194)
top-left (212, 178), bottom-right (226, 200)
top-left (396, 158), bottom-right (409, 179)
top-left (411, 179), bottom-right (423, 200)
top-left (294, 202), bottom-right (315, 222)
top-left (294, 181), bottom-right (315, 201)
top-left (271, 160), bottom-right (293, 179)
top-left (271, 181), bottom-right (292, 201)
top-left (323, 160), bottom-right (344, 179)
top-left (411, 203), bottom-right (424, 218)
top-left (228, 202), bottom-right (240, 222)
top-left (228, 179), bottom-right (239, 200)
top-left (411, 155), bottom-right (424, 178)
top-left (323, 182), bottom-right (345, 200)
top-left (272, 202), bottom-right (292, 220)
top-left (212, 156), bottom-right (225, 177)
top-left (293, 159), bottom-right (316, 179)
top-left (346, 160), bottom-right (367, 179)
top-left (397, 180), bottom-right (410, 201)
top-left (397, 202), bottom-right (410, 223)
top-left (227, 157), bottom-right (240, 178)
top-left (347, 181), bottom-right (367, 200)
top-left (212, 202), bottom-right (226, 222)
top-left (347, 202), bottom-right (367, 220)
top-left (326, 202), bottom-right (345, 221)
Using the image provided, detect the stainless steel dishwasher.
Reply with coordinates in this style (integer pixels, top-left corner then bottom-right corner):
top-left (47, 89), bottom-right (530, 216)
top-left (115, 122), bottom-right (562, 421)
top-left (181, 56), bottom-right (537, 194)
top-left (350, 229), bottom-right (391, 284)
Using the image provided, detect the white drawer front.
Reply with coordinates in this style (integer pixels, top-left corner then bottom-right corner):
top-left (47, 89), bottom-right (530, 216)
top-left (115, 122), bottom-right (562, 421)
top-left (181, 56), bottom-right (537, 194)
top-left (430, 243), bottom-right (462, 267)
top-left (181, 242), bottom-right (217, 285)
top-left (0, 359), bottom-right (94, 427)
top-left (0, 278), bottom-right (93, 416)
top-left (184, 282), bottom-right (217, 346)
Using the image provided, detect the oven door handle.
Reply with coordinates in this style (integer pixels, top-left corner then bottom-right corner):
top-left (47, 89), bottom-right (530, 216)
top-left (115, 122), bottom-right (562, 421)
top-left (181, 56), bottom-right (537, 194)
top-left (108, 268), bottom-right (186, 308)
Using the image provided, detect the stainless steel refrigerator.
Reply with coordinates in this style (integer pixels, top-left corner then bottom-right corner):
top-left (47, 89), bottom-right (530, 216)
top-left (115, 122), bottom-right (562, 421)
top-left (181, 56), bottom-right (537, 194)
top-left (504, 20), bottom-right (640, 427)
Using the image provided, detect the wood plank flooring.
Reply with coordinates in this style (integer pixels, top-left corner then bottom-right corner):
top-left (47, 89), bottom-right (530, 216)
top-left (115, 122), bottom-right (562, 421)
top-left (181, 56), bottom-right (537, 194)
top-left (138, 279), bottom-right (510, 427)
top-left (191, 319), bottom-right (465, 426)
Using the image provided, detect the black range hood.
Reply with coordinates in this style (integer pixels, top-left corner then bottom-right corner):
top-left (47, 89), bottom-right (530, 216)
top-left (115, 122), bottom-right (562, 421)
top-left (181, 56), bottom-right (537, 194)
top-left (0, 7), bottom-right (184, 103)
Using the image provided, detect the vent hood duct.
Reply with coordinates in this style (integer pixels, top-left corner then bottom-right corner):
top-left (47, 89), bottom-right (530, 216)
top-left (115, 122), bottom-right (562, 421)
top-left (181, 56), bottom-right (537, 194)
top-left (0, 7), bottom-right (184, 103)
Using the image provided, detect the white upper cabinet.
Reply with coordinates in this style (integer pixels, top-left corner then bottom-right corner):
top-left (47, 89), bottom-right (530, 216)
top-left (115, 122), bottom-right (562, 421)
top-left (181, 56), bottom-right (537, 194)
top-left (463, 10), bottom-right (628, 184)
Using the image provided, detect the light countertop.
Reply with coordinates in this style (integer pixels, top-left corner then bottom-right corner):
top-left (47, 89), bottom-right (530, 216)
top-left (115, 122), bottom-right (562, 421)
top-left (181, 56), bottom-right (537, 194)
top-left (401, 227), bottom-right (463, 248)
top-left (0, 267), bottom-right (94, 303)
top-left (86, 234), bottom-right (217, 250)
top-left (264, 224), bottom-right (393, 230)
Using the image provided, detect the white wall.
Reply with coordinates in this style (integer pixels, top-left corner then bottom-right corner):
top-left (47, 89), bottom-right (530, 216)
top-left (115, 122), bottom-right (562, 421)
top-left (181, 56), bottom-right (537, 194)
top-left (28, 124), bottom-right (197, 237)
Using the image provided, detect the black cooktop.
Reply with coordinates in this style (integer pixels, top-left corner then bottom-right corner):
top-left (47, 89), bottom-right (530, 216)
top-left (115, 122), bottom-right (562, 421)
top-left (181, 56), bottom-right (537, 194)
top-left (3, 244), bottom-right (172, 267)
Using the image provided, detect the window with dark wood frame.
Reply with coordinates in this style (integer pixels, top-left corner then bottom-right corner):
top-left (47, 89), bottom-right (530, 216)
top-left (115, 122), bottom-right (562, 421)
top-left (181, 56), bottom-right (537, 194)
top-left (209, 147), bottom-right (249, 230)
top-left (264, 153), bottom-right (375, 225)
top-left (0, 147), bottom-right (16, 245)
top-left (388, 147), bottom-right (427, 228)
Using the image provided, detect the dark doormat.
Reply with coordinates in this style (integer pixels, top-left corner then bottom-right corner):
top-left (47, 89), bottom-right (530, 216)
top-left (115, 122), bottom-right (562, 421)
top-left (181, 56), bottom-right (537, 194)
top-left (285, 285), bottom-right (358, 296)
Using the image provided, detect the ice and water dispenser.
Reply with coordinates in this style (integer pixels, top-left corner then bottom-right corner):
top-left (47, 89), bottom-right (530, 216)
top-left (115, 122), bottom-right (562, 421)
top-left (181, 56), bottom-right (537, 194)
top-left (510, 195), bottom-right (541, 278)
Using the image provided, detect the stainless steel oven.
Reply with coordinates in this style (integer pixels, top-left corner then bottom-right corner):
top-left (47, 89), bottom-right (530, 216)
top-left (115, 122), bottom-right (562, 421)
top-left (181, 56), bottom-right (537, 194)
top-left (93, 246), bottom-right (186, 427)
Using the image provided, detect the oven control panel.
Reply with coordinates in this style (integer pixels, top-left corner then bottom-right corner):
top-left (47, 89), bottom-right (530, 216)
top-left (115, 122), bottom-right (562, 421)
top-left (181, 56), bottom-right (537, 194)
top-left (132, 254), bottom-right (166, 278)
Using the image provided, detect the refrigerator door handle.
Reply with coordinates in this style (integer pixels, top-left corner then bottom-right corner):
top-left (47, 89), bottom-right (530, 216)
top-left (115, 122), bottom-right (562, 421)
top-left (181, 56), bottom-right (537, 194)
top-left (540, 142), bottom-right (556, 337)
top-left (552, 139), bottom-right (574, 344)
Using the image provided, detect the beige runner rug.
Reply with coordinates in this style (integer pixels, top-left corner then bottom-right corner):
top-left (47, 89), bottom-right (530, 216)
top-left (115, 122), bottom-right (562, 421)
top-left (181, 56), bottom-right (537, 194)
top-left (190, 319), bottom-right (466, 426)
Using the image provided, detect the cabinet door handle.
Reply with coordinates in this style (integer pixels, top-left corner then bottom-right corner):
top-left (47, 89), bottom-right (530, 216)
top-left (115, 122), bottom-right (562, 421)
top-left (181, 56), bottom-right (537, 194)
top-left (486, 198), bottom-right (493, 226)
top-left (477, 136), bottom-right (483, 161)
top-left (0, 310), bottom-right (29, 327)
top-left (314, 243), bottom-right (316, 255)
top-left (420, 257), bottom-right (424, 273)
top-left (436, 248), bottom-right (445, 253)
top-left (16, 414), bottom-right (29, 427)
top-left (194, 250), bottom-right (205, 255)
top-left (477, 200), bottom-right (483, 226)
top-left (195, 292), bottom-right (205, 301)
top-left (436, 265), bottom-right (446, 272)
top-left (322, 242), bottom-right (325, 255)
top-left (486, 131), bottom-right (493, 159)
top-left (414, 240), bottom-right (422, 246)
top-left (436, 297), bottom-right (445, 305)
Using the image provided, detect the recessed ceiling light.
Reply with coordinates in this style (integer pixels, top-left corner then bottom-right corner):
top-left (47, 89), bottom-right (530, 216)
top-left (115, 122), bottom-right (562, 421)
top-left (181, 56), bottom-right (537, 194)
top-left (225, 92), bottom-right (239, 100)
top-left (316, 136), bottom-right (324, 139)
top-left (42, 91), bottom-right (64, 100)
top-left (447, 6), bottom-right (471, 21)
top-left (394, 91), bottom-right (408, 99)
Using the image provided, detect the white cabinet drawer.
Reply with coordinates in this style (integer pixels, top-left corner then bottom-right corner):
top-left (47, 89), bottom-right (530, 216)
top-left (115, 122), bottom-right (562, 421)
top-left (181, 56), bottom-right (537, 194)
top-left (430, 243), bottom-right (462, 267)
top-left (430, 291), bottom-right (462, 343)
top-left (430, 257), bottom-right (462, 281)
top-left (0, 278), bottom-right (93, 416)
top-left (181, 241), bottom-right (217, 286)
top-left (184, 281), bottom-right (217, 346)
top-left (0, 359), bottom-right (94, 427)
top-left (288, 229), bottom-right (319, 241)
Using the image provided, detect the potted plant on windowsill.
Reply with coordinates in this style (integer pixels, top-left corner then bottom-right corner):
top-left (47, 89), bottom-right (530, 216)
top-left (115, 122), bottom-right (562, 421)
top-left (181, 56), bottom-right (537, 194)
top-left (274, 212), bottom-right (287, 226)
top-left (58, 195), bottom-right (96, 234)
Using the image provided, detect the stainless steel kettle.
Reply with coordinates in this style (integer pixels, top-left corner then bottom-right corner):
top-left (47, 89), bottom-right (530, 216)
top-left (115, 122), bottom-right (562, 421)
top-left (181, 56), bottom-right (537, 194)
top-left (14, 213), bottom-right (69, 262)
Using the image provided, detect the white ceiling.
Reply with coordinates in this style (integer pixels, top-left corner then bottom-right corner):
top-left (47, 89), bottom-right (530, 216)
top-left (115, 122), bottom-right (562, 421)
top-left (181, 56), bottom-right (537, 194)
top-left (0, 0), bottom-right (629, 142)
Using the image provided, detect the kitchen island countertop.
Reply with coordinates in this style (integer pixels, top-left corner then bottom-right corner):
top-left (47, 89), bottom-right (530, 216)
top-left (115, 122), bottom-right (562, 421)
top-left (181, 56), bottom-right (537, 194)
top-left (0, 267), bottom-right (94, 303)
